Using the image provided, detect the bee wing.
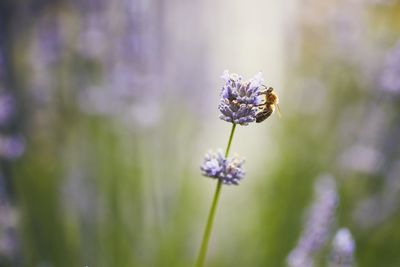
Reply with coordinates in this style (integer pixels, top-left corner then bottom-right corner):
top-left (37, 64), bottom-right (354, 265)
top-left (256, 109), bottom-right (271, 123)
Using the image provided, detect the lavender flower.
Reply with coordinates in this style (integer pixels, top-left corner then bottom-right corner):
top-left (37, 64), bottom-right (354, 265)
top-left (287, 175), bottom-right (338, 267)
top-left (218, 70), bottom-right (264, 125)
top-left (0, 201), bottom-right (19, 261)
top-left (353, 159), bottom-right (400, 229)
top-left (0, 135), bottom-right (25, 159)
top-left (329, 228), bottom-right (355, 267)
top-left (380, 41), bottom-right (400, 94)
top-left (0, 93), bottom-right (15, 126)
top-left (200, 150), bottom-right (245, 185)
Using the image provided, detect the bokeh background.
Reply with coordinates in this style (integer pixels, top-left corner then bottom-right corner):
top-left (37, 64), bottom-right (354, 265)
top-left (1, 0), bottom-right (400, 266)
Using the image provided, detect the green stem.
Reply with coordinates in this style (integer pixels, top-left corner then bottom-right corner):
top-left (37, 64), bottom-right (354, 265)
top-left (196, 123), bottom-right (237, 267)
top-left (224, 123), bottom-right (236, 158)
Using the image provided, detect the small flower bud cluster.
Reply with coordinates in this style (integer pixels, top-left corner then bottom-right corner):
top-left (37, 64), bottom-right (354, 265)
top-left (200, 150), bottom-right (245, 185)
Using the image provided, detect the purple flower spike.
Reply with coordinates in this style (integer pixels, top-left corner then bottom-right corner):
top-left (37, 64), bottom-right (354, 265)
top-left (380, 41), bottom-right (400, 95)
top-left (200, 150), bottom-right (245, 185)
top-left (0, 93), bottom-right (15, 125)
top-left (218, 70), bottom-right (264, 125)
top-left (287, 175), bottom-right (338, 267)
top-left (0, 135), bottom-right (25, 159)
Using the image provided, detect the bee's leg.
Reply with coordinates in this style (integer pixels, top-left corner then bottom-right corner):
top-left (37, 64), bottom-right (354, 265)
top-left (259, 85), bottom-right (273, 95)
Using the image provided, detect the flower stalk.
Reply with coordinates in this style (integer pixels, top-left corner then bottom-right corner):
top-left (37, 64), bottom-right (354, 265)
top-left (196, 70), bottom-right (277, 266)
top-left (196, 123), bottom-right (237, 267)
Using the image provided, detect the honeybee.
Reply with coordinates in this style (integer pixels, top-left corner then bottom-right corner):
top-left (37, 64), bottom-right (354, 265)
top-left (255, 86), bottom-right (281, 123)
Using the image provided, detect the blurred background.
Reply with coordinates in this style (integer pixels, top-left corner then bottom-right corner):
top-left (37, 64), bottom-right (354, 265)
top-left (0, 0), bottom-right (400, 266)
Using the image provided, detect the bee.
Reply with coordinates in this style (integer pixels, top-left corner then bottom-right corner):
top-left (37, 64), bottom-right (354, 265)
top-left (255, 86), bottom-right (281, 123)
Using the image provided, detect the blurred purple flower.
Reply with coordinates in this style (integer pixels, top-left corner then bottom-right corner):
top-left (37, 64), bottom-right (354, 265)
top-left (353, 159), bottom-right (400, 228)
top-left (328, 1), bottom-right (365, 59)
top-left (0, 202), bottom-right (19, 260)
top-left (329, 228), bottom-right (355, 267)
top-left (380, 41), bottom-right (400, 94)
top-left (79, 79), bottom-right (162, 130)
top-left (200, 150), bottom-right (245, 185)
top-left (29, 18), bottom-right (62, 106)
top-left (76, 12), bottom-right (107, 60)
top-left (31, 19), bottom-right (62, 67)
top-left (339, 144), bottom-right (384, 174)
top-left (218, 70), bottom-right (264, 125)
top-left (0, 51), bottom-right (5, 80)
top-left (74, 0), bottom-right (165, 129)
top-left (287, 175), bottom-right (338, 267)
top-left (0, 93), bottom-right (15, 125)
top-left (0, 135), bottom-right (25, 159)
